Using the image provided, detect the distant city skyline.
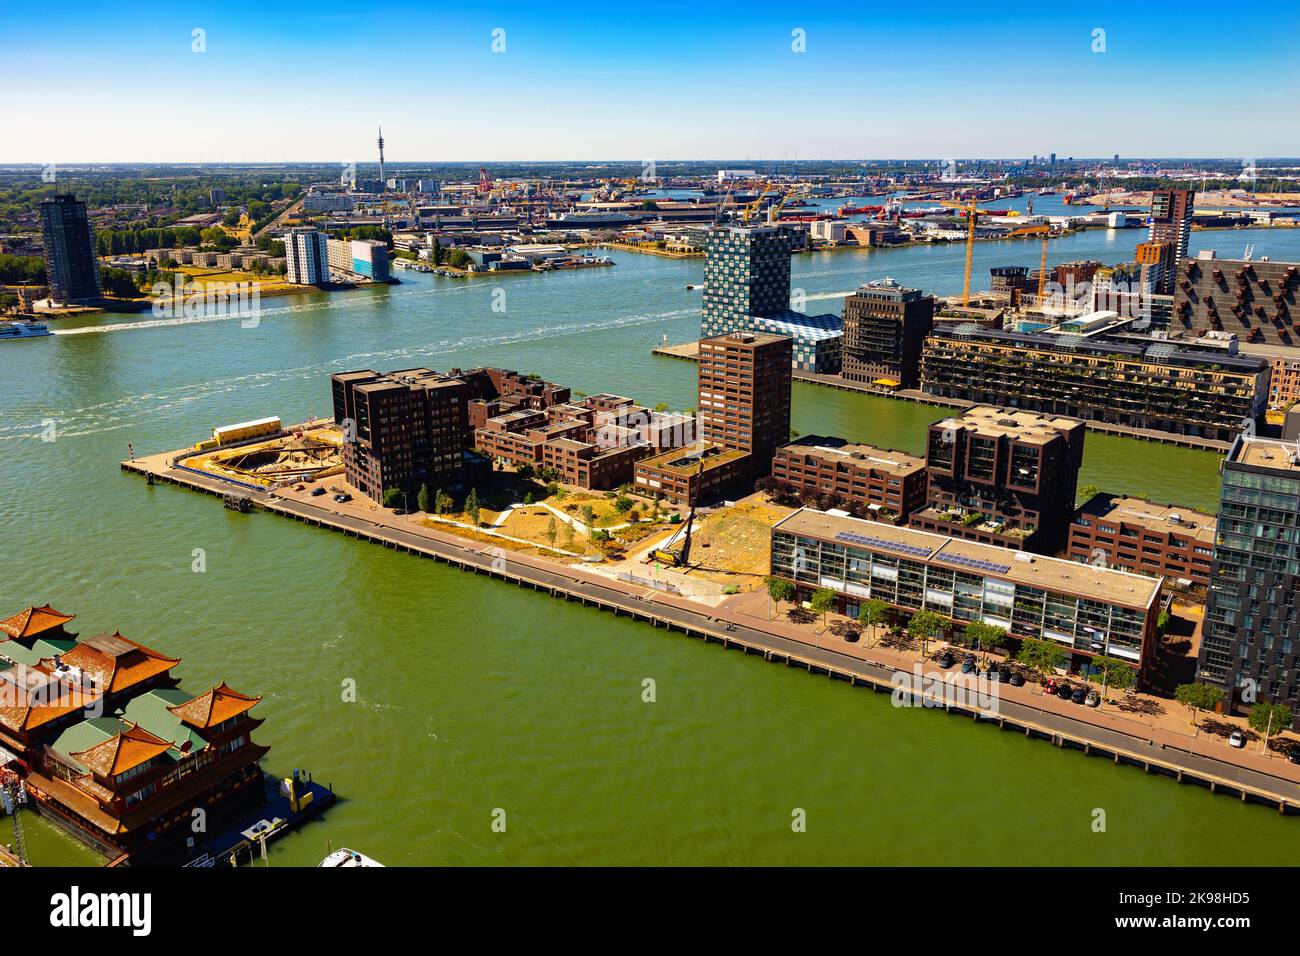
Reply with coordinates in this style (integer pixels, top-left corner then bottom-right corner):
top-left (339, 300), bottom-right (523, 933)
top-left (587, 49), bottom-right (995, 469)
top-left (6, 1), bottom-right (1299, 163)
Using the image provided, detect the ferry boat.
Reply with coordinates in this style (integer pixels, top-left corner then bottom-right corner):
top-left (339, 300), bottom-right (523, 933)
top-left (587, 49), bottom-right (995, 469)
top-left (318, 847), bottom-right (384, 867)
top-left (0, 320), bottom-right (51, 340)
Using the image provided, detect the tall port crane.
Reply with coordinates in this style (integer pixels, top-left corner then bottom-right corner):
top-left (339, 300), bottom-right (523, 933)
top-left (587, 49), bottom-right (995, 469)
top-left (940, 197), bottom-right (980, 306)
top-left (477, 168), bottom-right (493, 196)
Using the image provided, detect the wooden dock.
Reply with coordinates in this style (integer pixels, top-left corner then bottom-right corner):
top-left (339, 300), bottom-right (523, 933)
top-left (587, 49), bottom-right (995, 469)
top-left (122, 454), bottom-right (1299, 814)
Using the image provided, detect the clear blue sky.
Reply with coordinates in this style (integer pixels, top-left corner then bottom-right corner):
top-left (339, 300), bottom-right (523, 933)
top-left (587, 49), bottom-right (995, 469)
top-left (5, 1), bottom-right (1298, 162)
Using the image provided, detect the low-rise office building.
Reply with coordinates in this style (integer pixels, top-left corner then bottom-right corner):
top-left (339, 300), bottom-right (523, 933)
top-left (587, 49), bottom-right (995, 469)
top-left (633, 443), bottom-right (752, 505)
top-left (770, 508), bottom-right (1163, 677)
top-left (768, 436), bottom-right (927, 524)
top-left (1068, 494), bottom-right (1217, 587)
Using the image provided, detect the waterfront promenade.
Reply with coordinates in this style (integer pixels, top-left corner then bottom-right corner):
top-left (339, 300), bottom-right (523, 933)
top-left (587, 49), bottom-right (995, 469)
top-left (123, 447), bottom-right (1300, 813)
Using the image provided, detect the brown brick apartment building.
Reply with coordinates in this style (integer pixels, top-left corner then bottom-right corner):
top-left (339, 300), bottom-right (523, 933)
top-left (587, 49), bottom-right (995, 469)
top-left (768, 436), bottom-right (926, 524)
top-left (1068, 494), bottom-right (1216, 587)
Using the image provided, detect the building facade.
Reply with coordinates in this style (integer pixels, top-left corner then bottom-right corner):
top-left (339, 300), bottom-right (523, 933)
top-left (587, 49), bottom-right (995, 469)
top-left (331, 368), bottom-right (471, 503)
top-left (285, 228), bottom-right (330, 285)
top-left (1269, 355), bottom-right (1300, 409)
top-left (840, 278), bottom-right (935, 388)
top-left (326, 237), bottom-right (390, 282)
top-left (768, 436), bottom-right (927, 524)
top-left (39, 194), bottom-right (102, 304)
top-left (920, 325), bottom-right (1270, 443)
top-left (770, 508), bottom-right (1162, 677)
top-left (1147, 188), bottom-right (1194, 293)
top-left (697, 331), bottom-right (792, 466)
top-left (1068, 494), bottom-right (1216, 587)
top-left (1199, 436), bottom-right (1300, 719)
top-left (909, 405), bottom-right (1085, 554)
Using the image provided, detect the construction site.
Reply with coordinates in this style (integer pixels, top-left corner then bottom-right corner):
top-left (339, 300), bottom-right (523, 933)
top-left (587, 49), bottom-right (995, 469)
top-left (181, 419), bottom-right (344, 488)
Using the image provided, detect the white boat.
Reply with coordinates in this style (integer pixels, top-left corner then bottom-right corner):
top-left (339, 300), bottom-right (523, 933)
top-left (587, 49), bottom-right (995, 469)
top-left (0, 320), bottom-right (51, 340)
top-left (318, 847), bottom-right (384, 867)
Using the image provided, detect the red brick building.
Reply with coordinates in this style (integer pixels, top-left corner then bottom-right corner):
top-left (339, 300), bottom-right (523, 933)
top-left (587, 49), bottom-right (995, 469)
top-left (1068, 494), bottom-right (1216, 587)
top-left (768, 436), bottom-right (927, 524)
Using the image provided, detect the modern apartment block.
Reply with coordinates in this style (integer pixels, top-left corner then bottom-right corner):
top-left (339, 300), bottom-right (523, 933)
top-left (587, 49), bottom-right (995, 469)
top-left (635, 331), bottom-right (792, 504)
top-left (1270, 355), bottom-right (1300, 409)
top-left (909, 405), bottom-right (1085, 554)
top-left (326, 237), bottom-right (391, 281)
top-left (697, 330), bottom-right (792, 464)
top-left (700, 224), bottom-right (841, 372)
top-left (768, 436), bottom-right (927, 524)
top-left (1068, 494), bottom-right (1217, 587)
top-left (330, 368), bottom-right (471, 502)
top-left (840, 278), bottom-right (935, 388)
top-left (1171, 251), bottom-right (1300, 348)
top-left (1146, 188), bottom-right (1194, 293)
top-left (1199, 436), bottom-right (1300, 718)
top-left (920, 324), bottom-right (1270, 443)
top-left (771, 508), bottom-right (1163, 677)
top-left (285, 228), bottom-right (330, 285)
top-left (39, 194), bottom-right (102, 304)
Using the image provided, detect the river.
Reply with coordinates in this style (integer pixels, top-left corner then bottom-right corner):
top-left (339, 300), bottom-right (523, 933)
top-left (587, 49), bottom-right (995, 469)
top-left (4, 226), bottom-right (1298, 865)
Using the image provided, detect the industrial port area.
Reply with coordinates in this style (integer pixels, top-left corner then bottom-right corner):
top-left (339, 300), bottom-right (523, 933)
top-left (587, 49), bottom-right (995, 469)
top-left (6, 0), bottom-right (1300, 940)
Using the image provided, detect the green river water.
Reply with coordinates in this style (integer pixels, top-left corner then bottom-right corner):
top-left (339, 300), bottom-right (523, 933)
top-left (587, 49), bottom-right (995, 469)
top-left (5, 227), bottom-right (1299, 866)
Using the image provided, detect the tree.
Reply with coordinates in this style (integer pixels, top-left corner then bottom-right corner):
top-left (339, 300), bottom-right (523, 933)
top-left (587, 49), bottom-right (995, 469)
top-left (560, 521), bottom-right (575, 549)
top-left (545, 515), bottom-right (558, 547)
top-left (1079, 484), bottom-right (1100, 502)
top-left (523, 491), bottom-right (535, 505)
top-left (581, 504), bottom-right (595, 530)
top-left (809, 588), bottom-right (836, 626)
top-left (1248, 702), bottom-right (1292, 744)
top-left (764, 575), bottom-right (795, 619)
top-left (434, 488), bottom-right (452, 516)
top-left (613, 495), bottom-right (634, 514)
top-left (965, 620), bottom-right (1007, 656)
top-left (1087, 654), bottom-right (1135, 702)
top-left (906, 609), bottom-right (947, 654)
top-left (857, 599), bottom-right (890, 646)
top-left (1174, 682), bottom-right (1225, 727)
top-left (465, 488), bottom-right (481, 526)
top-left (515, 463), bottom-right (534, 481)
top-left (382, 487), bottom-right (403, 509)
top-left (416, 483), bottom-right (430, 514)
top-left (1017, 636), bottom-right (1065, 677)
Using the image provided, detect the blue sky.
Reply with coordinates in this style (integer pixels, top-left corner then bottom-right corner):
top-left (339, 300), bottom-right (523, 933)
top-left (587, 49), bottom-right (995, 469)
top-left (4, 1), bottom-right (1298, 162)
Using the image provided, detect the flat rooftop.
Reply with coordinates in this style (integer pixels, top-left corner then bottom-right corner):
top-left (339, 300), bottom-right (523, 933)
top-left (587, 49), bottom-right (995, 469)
top-left (773, 507), bottom-right (1162, 610)
top-left (701, 330), bottom-right (792, 348)
top-left (1076, 495), bottom-right (1216, 545)
top-left (935, 404), bottom-right (1083, 444)
top-left (638, 443), bottom-right (750, 476)
top-left (777, 436), bottom-right (925, 477)
top-left (1232, 436), bottom-right (1300, 473)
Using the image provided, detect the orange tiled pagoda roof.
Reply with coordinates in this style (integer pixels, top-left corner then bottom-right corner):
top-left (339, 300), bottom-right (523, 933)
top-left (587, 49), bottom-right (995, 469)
top-left (168, 682), bottom-right (261, 729)
top-left (0, 604), bottom-right (75, 640)
top-left (56, 632), bottom-right (179, 695)
top-left (69, 722), bottom-right (172, 778)
top-left (0, 664), bottom-right (97, 733)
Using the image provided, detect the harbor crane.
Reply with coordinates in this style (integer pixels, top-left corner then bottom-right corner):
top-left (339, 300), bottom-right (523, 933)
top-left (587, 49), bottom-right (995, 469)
top-left (940, 197), bottom-right (981, 306)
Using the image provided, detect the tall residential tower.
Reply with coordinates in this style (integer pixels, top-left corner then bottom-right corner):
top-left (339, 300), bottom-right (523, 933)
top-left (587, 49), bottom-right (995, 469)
top-left (39, 194), bottom-right (101, 304)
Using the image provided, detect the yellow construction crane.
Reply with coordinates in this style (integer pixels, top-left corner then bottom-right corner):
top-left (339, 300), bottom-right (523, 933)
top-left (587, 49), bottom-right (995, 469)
top-left (940, 198), bottom-right (980, 306)
top-left (740, 183), bottom-right (773, 224)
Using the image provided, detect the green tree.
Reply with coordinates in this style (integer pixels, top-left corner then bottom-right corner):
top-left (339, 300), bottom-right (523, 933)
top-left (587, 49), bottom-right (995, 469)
top-left (1174, 682), bottom-right (1225, 727)
top-left (523, 491), bottom-right (535, 505)
top-left (382, 488), bottom-right (403, 509)
top-left (1248, 702), bottom-right (1293, 742)
top-left (764, 575), bottom-right (796, 619)
top-left (545, 515), bottom-right (558, 547)
top-left (965, 620), bottom-right (1007, 655)
top-left (810, 587), bottom-right (837, 626)
top-left (857, 598), bottom-right (890, 646)
top-left (581, 504), bottom-right (596, 531)
top-left (465, 488), bottom-right (481, 526)
top-left (906, 609), bottom-right (947, 654)
top-left (1017, 636), bottom-right (1065, 677)
top-left (560, 521), bottom-right (575, 549)
top-left (416, 482), bottom-right (430, 514)
top-left (1088, 655), bottom-right (1135, 701)
top-left (1078, 484), bottom-right (1100, 502)
top-left (434, 488), bottom-right (452, 515)
top-left (613, 495), bottom-right (634, 514)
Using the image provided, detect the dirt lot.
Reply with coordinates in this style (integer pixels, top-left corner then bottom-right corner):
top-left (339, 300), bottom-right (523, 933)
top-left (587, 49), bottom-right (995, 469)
top-left (679, 495), bottom-right (795, 589)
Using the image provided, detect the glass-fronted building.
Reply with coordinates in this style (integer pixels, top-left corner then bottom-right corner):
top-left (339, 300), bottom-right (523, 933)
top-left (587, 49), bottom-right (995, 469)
top-left (1199, 436), bottom-right (1300, 718)
top-left (771, 508), bottom-right (1162, 676)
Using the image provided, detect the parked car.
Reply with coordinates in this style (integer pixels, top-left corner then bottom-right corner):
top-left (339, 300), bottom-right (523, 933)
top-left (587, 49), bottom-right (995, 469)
top-left (1085, 690), bottom-right (1101, 707)
top-left (1229, 730), bottom-right (1246, 749)
top-left (961, 654), bottom-right (976, 674)
top-left (333, 493), bottom-right (352, 503)
top-left (310, 487), bottom-right (326, 497)
top-left (997, 665), bottom-right (1012, 683)
top-left (1008, 671), bottom-right (1025, 687)
top-left (986, 665), bottom-right (1003, 683)
top-left (1055, 682), bottom-right (1074, 700)
top-left (938, 651), bottom-right (955, 669)
top-left (1070, 687), bottom-right (1087, 704)
top-left (1287, 749), bottom-right (1300, 765)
